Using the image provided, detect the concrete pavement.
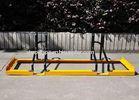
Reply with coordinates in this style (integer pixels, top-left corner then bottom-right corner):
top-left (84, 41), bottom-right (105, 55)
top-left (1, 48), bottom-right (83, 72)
top-left (0, 51), bottom-right (139, 100)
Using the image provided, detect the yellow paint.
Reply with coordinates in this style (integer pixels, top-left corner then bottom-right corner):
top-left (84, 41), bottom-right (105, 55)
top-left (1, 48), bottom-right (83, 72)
top-left (120, 57), bottom-right (135, 71)
top-left (17, 59), bottom-right (120, 63)
top-left (39, 70), bottom-right (98, 76)
top-left (6, 70), bottom-right (33, 76)
top-left (109, 70), bottom-right (135, 76)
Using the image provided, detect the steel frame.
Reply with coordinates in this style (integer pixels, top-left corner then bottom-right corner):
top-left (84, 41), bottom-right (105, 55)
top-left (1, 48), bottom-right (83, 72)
top-left (6, 57), bottom-right (135, 76)
top-left (5, 33), bottom-right (136, 76)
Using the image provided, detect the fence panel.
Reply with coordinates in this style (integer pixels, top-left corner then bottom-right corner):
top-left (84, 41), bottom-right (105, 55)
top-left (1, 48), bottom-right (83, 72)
top-left (0, 32), bottom-right (138, 52)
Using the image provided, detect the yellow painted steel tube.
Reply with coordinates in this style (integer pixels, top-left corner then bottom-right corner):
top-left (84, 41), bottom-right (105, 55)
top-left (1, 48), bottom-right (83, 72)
top-left (6, 70), bottom-right (33, 76)
top-left (17, 59), bottom-right (120, 63)
top-left (120, 57), bottom-right (135, 71)
top-left (37, 70), bottom-right (98, 76)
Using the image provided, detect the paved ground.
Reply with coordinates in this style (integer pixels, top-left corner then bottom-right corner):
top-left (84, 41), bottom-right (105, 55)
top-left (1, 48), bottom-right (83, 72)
top-left (0, 51), bottom-right (139, 100)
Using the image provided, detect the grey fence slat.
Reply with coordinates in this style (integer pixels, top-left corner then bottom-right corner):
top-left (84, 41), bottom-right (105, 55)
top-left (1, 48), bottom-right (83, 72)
top-left (134, 35), bottom-right (138, 51)
top-left (68, 33), bottom-right (71, 50)
top-left (120, 35), bottom-right (123, 51)
top-left (0, 33), bottom-right (2, 49)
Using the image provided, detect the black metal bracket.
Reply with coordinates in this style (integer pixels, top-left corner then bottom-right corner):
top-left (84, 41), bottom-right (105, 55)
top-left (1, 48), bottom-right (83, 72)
top-left (31, 32), bottom-right (48, 72)
top-left (35, 33), bottom-right (48, 51)
top-left (44, 52), bottom-right (48, 71)
top-left (31, 52), bottom-right (38, 71)
top-left (90, 34), bottom-right (115, 73)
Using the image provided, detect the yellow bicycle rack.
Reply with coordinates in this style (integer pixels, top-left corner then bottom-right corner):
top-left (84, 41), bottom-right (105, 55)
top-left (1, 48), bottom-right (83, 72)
top-left (6, 57), bottom-right (135, 76)
top-left (5, 33), bottom-right (136, 76)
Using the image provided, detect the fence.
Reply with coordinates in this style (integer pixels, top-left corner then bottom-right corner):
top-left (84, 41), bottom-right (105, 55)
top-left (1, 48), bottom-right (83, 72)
top-left (0, 32), bottom-right (139, 52)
